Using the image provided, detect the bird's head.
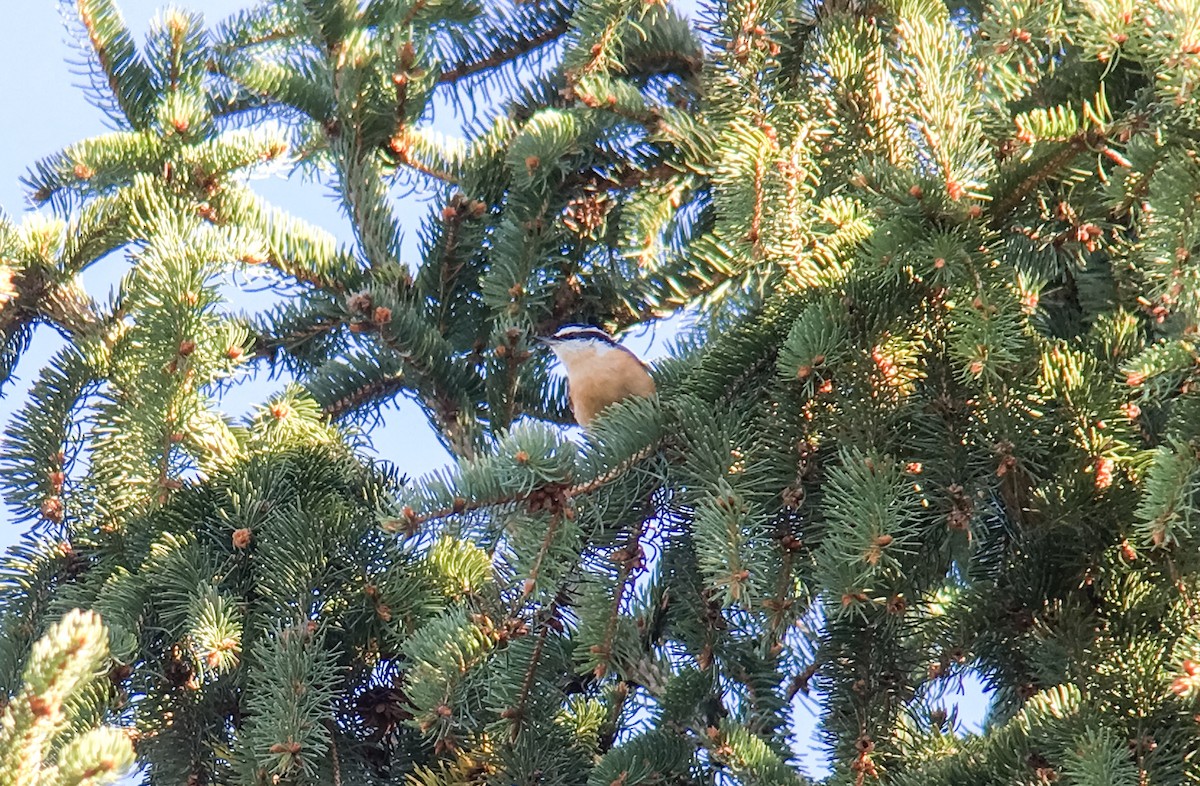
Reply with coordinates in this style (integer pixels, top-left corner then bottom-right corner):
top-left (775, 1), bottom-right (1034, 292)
top-left (535, 324), bottom-right (620, 361)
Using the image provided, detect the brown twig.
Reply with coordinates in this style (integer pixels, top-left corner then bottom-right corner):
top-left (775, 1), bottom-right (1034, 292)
top-left (519, 511), bottom-right (563, 602)
top-left (439, 22), bottom-right (570, 84)
top-left (0, 268), bottom-right (108, 344)
top-left (990, 133), bottom-right (1097, 226)
top-left (372, 325), bottom-right (478, 460)
top-left (77, 0), bottom-right (131, 117)
top-left (256, 316), bottom-right (345, 359)
top-left (387, 131), bottom-right (460, 184)
top-left (400, 0), bottom-right (429, 28)
top-left (594, 515), bottom-right (648, 679)
top-left (323, 719), bottom-right (342, 786)
top-left (746, 149), bottom-right (766, 251)
top-left (384, 441), bottom-right (659, 534)
top-left (574, 16), bottom-right (624, 80)
top-left (508, 611), bottom-right (552, 741)
top-left (566, 442), bottom-right (658, 497)
top-left (323, 373), bottom-right (407, 419)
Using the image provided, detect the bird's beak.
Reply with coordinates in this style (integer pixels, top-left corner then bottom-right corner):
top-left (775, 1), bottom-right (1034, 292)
top-left (533, 335), bottom-right (552, 346)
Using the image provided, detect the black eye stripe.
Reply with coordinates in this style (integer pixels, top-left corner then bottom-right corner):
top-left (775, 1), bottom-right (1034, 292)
top-left (554, 328), bottom-right (616, 344)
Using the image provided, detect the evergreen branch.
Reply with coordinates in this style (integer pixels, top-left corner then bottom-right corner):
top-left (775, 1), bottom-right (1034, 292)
top-left (593, 513), bottom-right (647, 680)
top-left (209, 47), bottom-right (335, 122)
top-left (387, 129), bottom-right (461, 184)
top-left (518, 510), bottom-right (563, 601)
top-left (73, 0), bottom-right (159, 129)
top-left (508, 602), bottom-right (553, 742)
top-left (0, 340), bottom-right (104, 526)
top-left (212, 2), bottom-right (295, 53)
top-left (990, 132), bottom-right (1097, 225)
top-left (363, 303), bottom-right (484, 457)
top-left (0, 539), bottom-right (76, 694)
top-left (764, 541), bottom-right (800, 640)
top-left (0, 610), bottom-right (135, 786)
top-left (8, 0), bottom-right (1197, 780)
top-left (916, 120), bottom-right (954, 195)
top-left (564, 0), bottom-right (639, 79)
top-left (0, 217), bottom-right (126, 360)
top-left (24, 131), bottom-right (160, 211)
top-left (748, 147), bottom-right (765, 250)
top-left (323, 719), bottom-right (342, 786)
top-left (387, 490), bottom-right (515, 535)
top-left (417, 193), bottom-right (480, 336)
top-left (565, 440), bottom-right (657, 497)
top-left (215, 185), bottom-right (359, 292)
top-left (322, 371), bottom-right (408, 420)
top-left (1110, 136), bottom-right (1163, 219)
top-left (256, 315), bottom-right (346, 360)
top-left (333, 141), bottom-right (405, 268)
top-left (40, 278), bottom-right (108, 338)
top-left (386, 438), bottom-right (659, 534)
top-left (59, 194), bottom-right (134, 273)
top-left (439, 20), bottom-right (571, 84)
top-left (0, 324), bottom-right (32, 394)
top-left (300, 343), bottom-right (412, 422)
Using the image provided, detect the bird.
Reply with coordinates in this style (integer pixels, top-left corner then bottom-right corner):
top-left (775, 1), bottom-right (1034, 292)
top-left (537, 324), bottom-right (656, 428)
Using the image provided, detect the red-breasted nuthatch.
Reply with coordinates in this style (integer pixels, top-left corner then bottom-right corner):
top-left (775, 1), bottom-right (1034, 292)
top-left (537, 324), bottom-right (656, 428)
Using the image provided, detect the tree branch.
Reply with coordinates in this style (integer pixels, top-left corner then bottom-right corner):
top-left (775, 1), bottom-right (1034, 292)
top-left (990, 132), bottom-right (1098, 226)
top-left (438, 21), bottom-right (570, 84)
top-left (322, 372), bottom-right (407, 420)
top-left (0, 270), bottom-right (108, 344)
top-left (384, 441), bottom-right (660, 535)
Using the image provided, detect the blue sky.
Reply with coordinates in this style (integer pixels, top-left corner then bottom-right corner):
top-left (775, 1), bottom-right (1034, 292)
top-left (0, 0), bottom-right (464, 475)
top-left (0, 1), bottom-right (988, 776)
top-left (0, 0), bottom-right (684, 477)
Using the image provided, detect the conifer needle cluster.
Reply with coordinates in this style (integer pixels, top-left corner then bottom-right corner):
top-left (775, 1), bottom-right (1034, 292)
top-left (4, 0), bottom-right (1200, 784)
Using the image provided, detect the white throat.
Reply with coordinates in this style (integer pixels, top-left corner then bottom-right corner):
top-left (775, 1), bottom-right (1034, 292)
top-left (550, 339), bottom-right (619, 371)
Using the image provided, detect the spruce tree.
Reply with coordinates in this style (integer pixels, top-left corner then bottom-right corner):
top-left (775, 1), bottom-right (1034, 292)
top-left (5, 0), bottom-right (1200, 784)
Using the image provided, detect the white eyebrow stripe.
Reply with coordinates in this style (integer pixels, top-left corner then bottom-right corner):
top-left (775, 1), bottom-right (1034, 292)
top-left (553, 327), bottom-right (616, 344)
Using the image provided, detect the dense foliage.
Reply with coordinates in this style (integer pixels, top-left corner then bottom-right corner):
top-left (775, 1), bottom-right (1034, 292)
top-left (6, 0), bottom-right (1200, 784)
